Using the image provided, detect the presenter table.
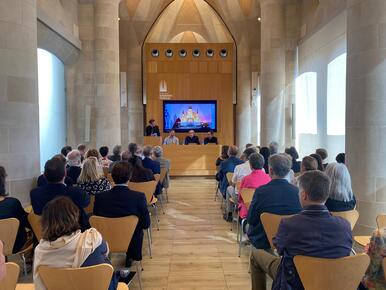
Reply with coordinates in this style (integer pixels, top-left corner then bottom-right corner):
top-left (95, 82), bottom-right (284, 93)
top-left (162, 144), bottom-right (221, 176)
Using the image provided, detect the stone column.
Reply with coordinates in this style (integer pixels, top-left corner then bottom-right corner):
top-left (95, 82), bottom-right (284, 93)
top-left (94, 0), bottom-right (121, 149)
top-left (346, 0), bottom-right (386, 234)
top-left (260, 0), bottom-right (286, 147)
top-left (0, 0), bottom-right (40, 204)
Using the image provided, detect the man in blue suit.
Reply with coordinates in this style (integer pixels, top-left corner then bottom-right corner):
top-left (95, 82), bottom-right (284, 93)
top-left (93, 162), bottom-right (150, 267)
top-left (249, 169), bottom-right (353, 290)
top-left (30, 157), bottom-right (90, 230)
top-left (218, 145), bottom-right (243, 197)
top-left (142, 145), bottom-right (161, 195)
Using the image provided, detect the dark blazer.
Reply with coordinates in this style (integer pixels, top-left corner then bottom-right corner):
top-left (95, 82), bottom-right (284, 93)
top-left (66, 166), bottom-right (82, 184)
top-left (130, 166), bottom-right (155, 182)
top-left (145, 125), bottom-right (160, 136)
top-left (142, 157), bottom-right (161, 195)
top-left (30, 183), bottom-right (90, 230)
top-left (272, 204), bottom-right (353, 290)
top-left (204, 137), bottom-right (218, 145)
top-left (247, 179), bottom-right (302, 250)
top-left (37, 174), bottom-right (74, 187)
top-left (325, 196), bottom-right (356, 212)
top-left (218, 156), bottom-right (243, 194)
top-left (93, 186), bottom-right (150, 261)
top-left (184, 136), bottom-right (200, 145)
top-left (291, 161), bottom-right (301, 173)
top-left (108, 154), bottom-right (121, 162)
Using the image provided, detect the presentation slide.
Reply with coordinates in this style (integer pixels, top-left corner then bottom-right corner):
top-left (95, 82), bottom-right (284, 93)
top-left (163, 101), bottom-right (217, 132)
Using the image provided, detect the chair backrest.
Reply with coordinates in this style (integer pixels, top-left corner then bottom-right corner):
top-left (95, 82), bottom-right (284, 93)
top-left (0, 263), bottom-right (20, 290)
top-left (28, 211), bottom-right (42, 241)
top-left (84, 195), bottom-right (95, 215)
top-left (240, 188), bottom-right (255, 208)
top-left (376, 214), bottom-right (386, 229)
top-left (128, 180), bottom-right (157, 204)
top-left (106, 173), bottom-right (114, 185)
top-left (0, 218), bottom-right (19, 256)
top-left (294, 254), bottom-right (370, 290)
top-left (154, 174), bottom-right (160, 183)
top-left (235, 181), bottom-right (241, 192)
top-left (39, 263), bottom-right (114, 290)
top-left (159, 167), bottom-right (167, 184)
top-left (331, 210), bottom-right (359, 230)
top-left (260, 213), bottom-right (294, 249)
top-left (383, 258), bottom-right (386, 278)
top-left (89, 215), bottom-right (138, 253)
top-left (226, 172), bottom-right (233, 184)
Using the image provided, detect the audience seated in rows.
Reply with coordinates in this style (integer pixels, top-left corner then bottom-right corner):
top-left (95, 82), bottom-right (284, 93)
top-left (310, 153), bottom-right (324, 171)
top-left (153, 146), bottom-right (170, 189)
top-left (163, 130), bottom-right (179, 145)
top-left (324, 162), bottom-right (356, 212)
top-left (93, 162), bottom-right (150, 267)
top-left (184, 130), bottom-right (200, 145)
top-left (216, 145), bottom-right (229, 168)
top-left (204, 131), bottom-right (218, 145)
top-left (285, 146), bottom-right (301, 173)
top-left (218, 146), bottom-right (243, 197)
top-left (0, 166), bottom-right (31, 253)
top-left (30, 158), bottom-right (90, 230)
top-left (77, 144), bottom-right (87, 162)
top-left (238, 153), bottom-right (271, 219)
top-left (259, 147), bottom-right (270, 173)
top-left (33, 197), bottom-right (117, 290)
top-left (316, 148), bottom-right (329, 169)
top-left (250, 170), bottom-right (353, 290)
top-left (100, 146), bottom-right (112, 168)
top-left (37, 155), bottom-right (74, 187)
top-left (108, 145), bottom-right (122, 162)
top-left (247, 154), bottom-right (302, 251)
top-left (77, 157), bottom-right (111, 195)
top-left (66, 150), bottom-right (82, 183)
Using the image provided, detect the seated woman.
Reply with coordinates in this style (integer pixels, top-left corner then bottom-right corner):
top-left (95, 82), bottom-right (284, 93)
top-left (128, 155), bottom-right (155, 182)
top-left (33, 196), bottom-right (118, 290)
top-left (0, 166), bottom-right (31, 253)
top-left (216, 145), bottom-right (229, 168)
top-left (285, 146), bottom-right (301, 173)
top-left (238, 153), bottom-right (271, 219)
top-left (77, 157), bottom-right (111, 195)
top-left (310, 153), bottom-right (324, 171)
top-left (85, 149), bottom-right (104, 174)
top-left (324, 163), bottom-right (356, 212)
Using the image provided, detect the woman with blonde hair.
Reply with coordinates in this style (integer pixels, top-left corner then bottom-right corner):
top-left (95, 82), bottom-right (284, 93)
top-left (77, 157), bottom-right (111, 195)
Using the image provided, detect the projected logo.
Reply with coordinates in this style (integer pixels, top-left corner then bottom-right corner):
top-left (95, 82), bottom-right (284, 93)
top-left (159, 80), bottom-right (172, 100)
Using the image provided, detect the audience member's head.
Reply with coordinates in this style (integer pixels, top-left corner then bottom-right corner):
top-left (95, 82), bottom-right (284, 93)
top-left (41, 196), bottom-right (80, 242)
top-left (52, 154), bottom-right (67, 166)
top-left (44, 158), bottom-right (65, 183)
top-left (285, 146), bottom-right (299, 162)
top-left (260, 147), bottom-right (270, 163)
top-left (121, 150), bottom-right (131, 162)
top-left (77, 144), bottom-right (86, 156)
top-left (243, 147), bottom-right (257, 161)
top-left (0, 166), bottom-right (7, 196)
top-left (60, 146), bottom-right (72, 157)
top-left (228, 145), bottom-right (239, 157)
top-left (298, 170), bottom-right (331, 207)
top-left (269, 141), bottom-right (279, 155)
top-left (85, 149), bottom-right (100, 160)
top-left (245, 143), bottom-right (254, 149)
top-left (336, 153), bottom-right (345, 164)
top-left (153, 146), bottom-right (163, 158)
top-left (112, 145), bottom-right (122, 156)
top-left (99, 146), bottom-right (109, 158)
top-left (128, 143), bottom-right (137, 156)
top-left (249, 153), bottom-right (265, 170)
top-left (111, 161), bottom-right (132, 184)
top-left (301, 156), bottom-right (318, 172)
top-left (310, 153), bottom-right (324, 171)
top-left (78, 157), bottom-right (100, 183)
top-left (316, 148), bottom-right (328, 162)
top-left (188, 130), bottom-right (195, 137)
top-left (268, 154), bottom-right (292, 179)
top-left (220, 145), bottom-right (229, 160)
top-left (66, 150), bottom-right (81, 167)
top-left (143, 146), bottom-right (153, 158)
top-left (325, 163), bottom-right (353, 202)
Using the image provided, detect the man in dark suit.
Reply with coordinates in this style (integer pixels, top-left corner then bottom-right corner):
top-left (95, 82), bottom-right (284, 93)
top-left (142, 146), bottom-right (161, 196)
top-left (184, 130), bottom-right (200, 145)
top-left (145, 119), bottom-right (160, 136)
top-left (218, 145), bottom-right (243, 196)
top-left (250, 170), bottom-right (353, 290)
top-left (93, 162), bottom-right (150, 267)
top-left (30, 158), bottom-right (90, 230)
top-left (204, 131), bottom-right (218, 145)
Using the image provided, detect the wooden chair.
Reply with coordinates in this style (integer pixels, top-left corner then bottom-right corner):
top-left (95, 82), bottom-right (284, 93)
top-left (0, 262), bottom-right (19, 290)
top-left (294, 253), bottom-right (370, 290)
top-left (331, 210), bottom-right (359, 230)
top-left (39, 263), bottom-right (129, 290)
top-left (89, 216), bottom-right (140, 289)
top-left (237, 188), bottom-right (256, 257)
top-left (383, 258), bottom-right (386, 277)
top-left (84, 195), bottom-right (95, 215)
top-left (159, 167), bottom-right (168, 202)
top-left (260, 213), bottom-right (294, 249)
top-left (226, 172), bottom-right (233, 185)
top-left (154, 174), bottom-right (160, 183)
top-left (376, 214), bottom-right (386, 229)
top-left (28, 211), bottom-right (42, 240)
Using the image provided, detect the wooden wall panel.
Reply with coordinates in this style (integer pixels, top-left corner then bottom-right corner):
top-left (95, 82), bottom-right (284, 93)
top-left (144, 43), bottom-right (234, 145)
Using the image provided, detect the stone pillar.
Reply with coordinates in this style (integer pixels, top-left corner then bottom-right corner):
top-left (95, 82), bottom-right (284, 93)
top-left (346, 0), bottom-right (386, 234)
top-left (94, 0), bottom-right (121, 149)
top-left (0, 0), bottom-right (40, 204)
top-left (260, 0), bottom-right (286, 147)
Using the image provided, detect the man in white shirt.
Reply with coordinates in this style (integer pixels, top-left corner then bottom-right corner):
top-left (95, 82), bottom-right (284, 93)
top-left (163, 130), bottom-right (179, 145)
top-left (224, 147), bottom-right (257, 220)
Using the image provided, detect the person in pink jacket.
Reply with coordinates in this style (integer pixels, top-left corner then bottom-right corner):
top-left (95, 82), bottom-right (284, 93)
top-left (239, 153), bottom-right (271, 219)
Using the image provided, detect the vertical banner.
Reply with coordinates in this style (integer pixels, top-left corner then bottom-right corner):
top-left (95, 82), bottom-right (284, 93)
top-left (120, 72), bottom-right (127, 107)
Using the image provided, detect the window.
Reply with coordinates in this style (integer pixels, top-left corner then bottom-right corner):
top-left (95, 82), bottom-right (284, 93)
top-left (295, 72), bottom-right (317, 135)
top-left (327, 53), bottom-right (346, 135)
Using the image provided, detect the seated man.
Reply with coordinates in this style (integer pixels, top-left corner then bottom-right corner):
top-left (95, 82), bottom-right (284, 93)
top-left (30, 158), bottom-right (90, 230)
top-left (37, 154), bottom-right (74, 187)
top-left (250, 170), bottom-right (353, 290)
top-left (163, 130), bottom-right (179, 145)
top-left (66, 149), bottom-right (82, 183)
top-left (145, 119), bottom-right (160, 136)
top-left (93, 162), bottom-right (150, 267)
top-left (184, 130), bottom-right (200, 145)
top-left (142, 146), bottom-right (161, 195)
top-left (247, 154), bottom-right (302, 251)
top-left (204, 131), bottom-right (218, 145)
top-left (218, 146), bottom-right (243, 198)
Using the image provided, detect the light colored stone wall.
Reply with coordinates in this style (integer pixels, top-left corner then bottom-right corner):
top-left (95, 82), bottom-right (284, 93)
top-left (0, 0), bottom-right (40, 205)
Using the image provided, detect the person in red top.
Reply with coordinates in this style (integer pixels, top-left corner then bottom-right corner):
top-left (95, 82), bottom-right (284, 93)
top-left (239, 153), bottom-right (271, 219)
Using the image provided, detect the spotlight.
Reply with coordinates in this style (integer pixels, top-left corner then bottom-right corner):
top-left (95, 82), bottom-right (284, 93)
top-left (151, 49), bottom-right (159, 57)
top-left (220, 48), bottom-right (227, 58)
top-left (179, 49), bottom-right (187, 57)
top-left (165, 49), bottom-right (173, 57)
top-left (192, 49), bottom-right (200, 57)
top-left (206, 49), bottom-right (214, 57)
